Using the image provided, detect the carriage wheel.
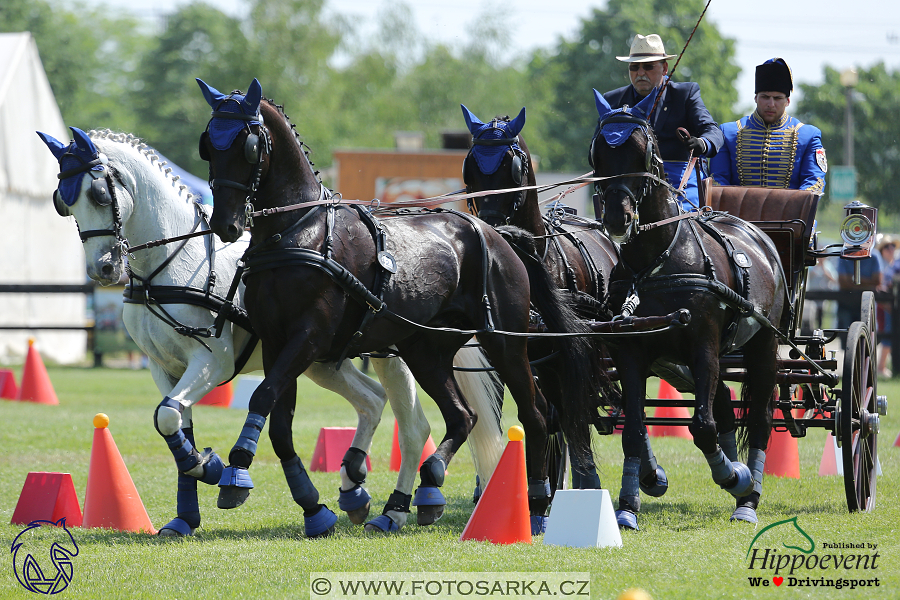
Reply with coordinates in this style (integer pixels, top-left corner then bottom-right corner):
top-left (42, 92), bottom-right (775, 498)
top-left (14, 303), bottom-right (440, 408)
top-left (860, 290), bottom-right (876, 349)
top-left (839, 321), bottom-right (879, 512)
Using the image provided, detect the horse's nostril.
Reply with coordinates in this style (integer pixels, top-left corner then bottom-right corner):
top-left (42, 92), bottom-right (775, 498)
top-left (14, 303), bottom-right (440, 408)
top-left (100, 264), bottom-right (114, 278)
top-left (226, 224), bottom-right (240, 241)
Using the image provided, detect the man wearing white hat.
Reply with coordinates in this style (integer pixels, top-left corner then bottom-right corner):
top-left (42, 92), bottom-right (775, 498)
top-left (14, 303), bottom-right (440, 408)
top-left (602, 34), bottom-right (723, 210)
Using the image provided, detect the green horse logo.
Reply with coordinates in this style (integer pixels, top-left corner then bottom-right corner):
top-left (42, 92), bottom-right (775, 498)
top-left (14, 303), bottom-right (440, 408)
top-left (746, 516), bottom-right (815, 559)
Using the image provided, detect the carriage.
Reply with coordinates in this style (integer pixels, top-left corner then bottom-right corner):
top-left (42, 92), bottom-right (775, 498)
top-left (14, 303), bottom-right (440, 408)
top-left (590, 184), bottom-right (884, 514)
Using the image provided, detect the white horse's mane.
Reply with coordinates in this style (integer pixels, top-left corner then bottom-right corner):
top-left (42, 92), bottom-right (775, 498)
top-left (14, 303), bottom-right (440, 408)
top-left (86, 128), bottom-right (199, 206)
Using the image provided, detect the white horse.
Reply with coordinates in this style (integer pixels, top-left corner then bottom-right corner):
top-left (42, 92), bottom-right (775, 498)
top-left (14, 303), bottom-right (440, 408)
top-left (37, 127), bottom-right (503, 537)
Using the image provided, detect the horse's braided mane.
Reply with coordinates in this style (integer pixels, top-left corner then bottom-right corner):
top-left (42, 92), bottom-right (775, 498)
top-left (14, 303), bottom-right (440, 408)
top-left (262, 97), bottom-right (324, 187)
top-left (86, 128), bottom-right (198, 204)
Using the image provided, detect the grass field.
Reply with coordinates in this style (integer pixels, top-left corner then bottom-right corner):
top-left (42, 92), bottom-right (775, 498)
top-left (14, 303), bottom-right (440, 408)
top-left (1, 364), bottom-right (897, 600)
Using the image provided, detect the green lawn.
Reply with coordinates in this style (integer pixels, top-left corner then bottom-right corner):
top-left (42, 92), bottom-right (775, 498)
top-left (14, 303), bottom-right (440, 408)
top-left (1, 365), bottom-right (897, 599)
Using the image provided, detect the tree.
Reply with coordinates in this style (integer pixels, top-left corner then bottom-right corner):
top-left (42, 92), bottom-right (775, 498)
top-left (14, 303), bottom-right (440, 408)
top-left (797, 63), bottom-right (900, 210)
top-left (530, 0), bottom-right (740, 171)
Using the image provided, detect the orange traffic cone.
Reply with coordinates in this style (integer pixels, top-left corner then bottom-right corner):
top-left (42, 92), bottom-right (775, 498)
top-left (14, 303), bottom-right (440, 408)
top-left (650, 380), bottom-right (692, 439)
top-left (11, 472), bottom-right (82, 527)
top-left (197, 381), bottom-right (233, 407)
top-left (894, 429), bottom-right (900, 447)
top-left (0, 368), bottom-right (18, 399)
top-left (460, 426), bottom-right (531, 544)
top-left (390, 420), bottom-right (438, 471)
top-left (81, 414), bottom-right (156, 533)
top-left (309, 427), bottom-right (373, 472)
top-left (17, 339), bottom-right (58, 405)
top-left (764, 428), bottom-right (800, 479)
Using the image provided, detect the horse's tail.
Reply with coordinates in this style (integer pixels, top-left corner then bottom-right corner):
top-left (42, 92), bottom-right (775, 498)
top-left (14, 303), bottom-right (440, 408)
top-left (496, 226), bottom-right (602, 463)
top-left (453, 345), bottom-right (504, 487)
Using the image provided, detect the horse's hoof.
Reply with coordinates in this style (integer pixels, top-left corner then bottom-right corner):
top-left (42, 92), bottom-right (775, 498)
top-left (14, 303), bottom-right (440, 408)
top-left (305, 505), bottom-right (338, 538)
top-left (724, 462), bottom-right (754, 498)
top-left (416, 504), bottom-right (444, 526)
top-left (157, 518), bottom-right (194, 537)
top-left (530, 515), bottom-right (548, 535)
top-left (640, 466), bottom-right (669, 497)
top-left (730, 506), bottom-right (758, 524)
top-left (217, 486), bottom-right (251, 509)
top-left (364, 514), bottom-right (401, 533)
top-left (338, 485), bottom-right (371, 525)
top-left (616, 509), bottom-right (639, 531)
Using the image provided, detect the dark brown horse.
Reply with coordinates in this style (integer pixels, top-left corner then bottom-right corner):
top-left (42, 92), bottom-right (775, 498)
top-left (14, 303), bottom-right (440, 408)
top-left (196, 78), bottom-right (599, 535)
top-left (460, 105), bottom-right (670, 498)
top-left (589, 88), bottom-right (787, 528)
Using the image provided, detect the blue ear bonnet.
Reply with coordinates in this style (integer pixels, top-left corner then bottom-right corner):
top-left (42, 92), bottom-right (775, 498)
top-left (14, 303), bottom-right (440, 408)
top-left (36, 127), bottom-right (106, 206)
top-left (196, 78), bottom-right (262, 151)
top-left (593, 87), bottom-right (657, 147)
top-left (461, 105), bottom-right (525, 175)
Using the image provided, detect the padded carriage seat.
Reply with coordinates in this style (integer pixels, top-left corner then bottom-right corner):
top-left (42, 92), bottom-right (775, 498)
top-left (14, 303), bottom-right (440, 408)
top-left (705, 186), bottom-right (820, 296)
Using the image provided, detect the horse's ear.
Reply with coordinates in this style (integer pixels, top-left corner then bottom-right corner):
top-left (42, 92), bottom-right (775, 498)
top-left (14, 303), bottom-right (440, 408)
top-left (633, 87), bottom-right (659, 120)
top-left (460, 104), bottom-right (485, 134)
top-left (593, 89), bottom-right (613, 120)
top-left (196, 78), bottom-right (226, 108)
top-left (243, 78), bottom-right (262, 114)
top-left (507, 107), bottom-right (526, 137)
top-left (36, 131), bottom-right (68, 160)
top-left (70, 127), bottom-right (98, 155)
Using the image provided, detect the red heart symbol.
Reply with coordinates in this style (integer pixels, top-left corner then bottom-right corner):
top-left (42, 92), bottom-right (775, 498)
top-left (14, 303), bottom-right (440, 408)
top-left (773, 577), bottom-right (784, 586)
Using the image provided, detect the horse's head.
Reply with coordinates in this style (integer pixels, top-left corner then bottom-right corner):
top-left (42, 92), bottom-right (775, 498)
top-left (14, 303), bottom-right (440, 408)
top-left (460, 105), bottom-right (531, 227)
top-left (589, 88), bottom-right (667, 244)
top-left (37, 128), bottom-right (135, 285)
top-left (197, 78), bottom-right (270, 242)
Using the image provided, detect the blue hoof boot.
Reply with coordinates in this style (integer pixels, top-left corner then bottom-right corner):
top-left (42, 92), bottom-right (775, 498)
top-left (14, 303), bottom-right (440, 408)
top-left (640, 466), bottom-right (669, 498)
top-left (530, 515), bottom-right (548, 535)
top-left (198, 448), bottom-right (225, 486)
top-left (413, 487), bottom-right (446, 525)
top-left (158, 517), bottom-right (194, 537)
top-left (217, 466), bottom-right (254, 509)
top-left (305, 506), bottom-right (338, 538)
top-left (724, 462), bottom-right (754, 498)
top-left (364, 514), bottom-right (401, 533)
top-left (339, 485), bottom-right (371, 525)
top-left (616, 509), bottom-right (639, 531)
top-left (730, 506), bottom-right (758, 523)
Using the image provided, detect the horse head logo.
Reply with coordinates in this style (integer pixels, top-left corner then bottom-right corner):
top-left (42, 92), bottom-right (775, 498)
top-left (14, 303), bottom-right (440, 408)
top-left (11, 518), bottom-right (79, 594)
top-left (746, 516), bottom-right (815, 559)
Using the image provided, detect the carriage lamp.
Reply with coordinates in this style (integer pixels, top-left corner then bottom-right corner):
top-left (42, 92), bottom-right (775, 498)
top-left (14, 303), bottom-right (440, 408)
top-left (840, 200), bottom-right (877, 284)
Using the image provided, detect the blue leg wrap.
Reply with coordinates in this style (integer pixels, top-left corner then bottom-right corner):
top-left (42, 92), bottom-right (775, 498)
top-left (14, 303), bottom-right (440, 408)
top-left (304, 505), bottom-right (338, 538)
top-left (639, 434), bottom-right (667, 497)
top-left (232, 412), bottom-right (266, 457)
top-left (528, 478), bottom-right (551, 499)
top-left (718, 430), bottom-right (739, 462)
top-left (412, 486), bottom-right (446, 506)
top-left (338, 485), bottom-right (371, 512)
top-left (196, 449), bottom-right (225, 486)
top-left (472, 475), bottom-right (482, 504)
top-left (706, 448), bottom-right (737, 485)
top-left (530, 515), bottom-right (548, 535)
top-left (282, 455), bottom-right (319, 509)
top-left (419, 455), bottom-right (447, 487)
top-left (707, 449), bottom-right (753, 497)
top-left (218, 466), bottom-right (254, 488)
top-left (570, 449), bottom-right (602, 489)
top-left (619, 456), bottom-right (641, 513)
top-left (747, 448), bottom-right (766, 496)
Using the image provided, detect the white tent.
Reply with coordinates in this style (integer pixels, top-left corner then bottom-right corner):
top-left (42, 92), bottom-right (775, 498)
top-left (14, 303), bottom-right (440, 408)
top-left (0, 32), bottom-right (87, 364)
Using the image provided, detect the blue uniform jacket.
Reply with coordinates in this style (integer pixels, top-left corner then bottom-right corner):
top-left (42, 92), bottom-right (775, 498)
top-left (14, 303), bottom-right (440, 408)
top-left (604, 81), bottom-right (724, 209)
top-left (710, 111), bottom-right (827, 193)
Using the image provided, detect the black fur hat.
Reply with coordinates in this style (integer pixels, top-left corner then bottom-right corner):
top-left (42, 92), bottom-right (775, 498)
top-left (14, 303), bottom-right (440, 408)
top-left (755, 58), bottom-right (793, 97)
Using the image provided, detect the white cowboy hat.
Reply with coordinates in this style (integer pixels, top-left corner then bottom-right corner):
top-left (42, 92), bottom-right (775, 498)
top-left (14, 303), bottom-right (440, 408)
top-left (616, 34), bottom-right (677, 63)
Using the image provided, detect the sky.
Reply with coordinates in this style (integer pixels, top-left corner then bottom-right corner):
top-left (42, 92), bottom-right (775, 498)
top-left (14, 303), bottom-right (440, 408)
top-left (113, 0), bottom-right (900, 113)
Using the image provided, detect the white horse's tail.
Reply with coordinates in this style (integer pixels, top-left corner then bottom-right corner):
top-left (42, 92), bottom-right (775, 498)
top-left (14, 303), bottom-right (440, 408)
top-left (453, 344), bottom-right (504, 487)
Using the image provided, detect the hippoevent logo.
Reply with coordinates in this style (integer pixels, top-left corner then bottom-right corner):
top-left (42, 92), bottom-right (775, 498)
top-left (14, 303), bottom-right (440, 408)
top-left (11, 518), bottom-right (79, 594)
top-left (745, 517), bottom-right (880, 591)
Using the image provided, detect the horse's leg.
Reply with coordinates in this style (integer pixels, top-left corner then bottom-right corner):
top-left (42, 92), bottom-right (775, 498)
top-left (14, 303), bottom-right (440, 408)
top-left (365, 354), bottom-right (431, 533)
top-left (268, 378), bottom-right (337, 538)
top-left (304, 361), bottom-right (384, 525)
top-left (478, 333), bottom-right (551, 534)
top-left (149, 361), bottom-right (225, 537)
top-left (690, 350), bottom-right (754, 501)
top-left (616, 363), bottom-right (647, 531)
top-left (731, 330), bottom-right (778, 523)
top-left (398, 335), bottom-right (477, 526)
top-left (541, 367), bottom-right (601, 490)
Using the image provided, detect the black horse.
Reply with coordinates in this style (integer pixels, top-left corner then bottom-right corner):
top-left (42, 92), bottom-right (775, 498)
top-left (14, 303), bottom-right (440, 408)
top-left (196, 78), bottom-right (599, 535)
top-left (459, 105), bottom-right (671, 500)
top-left (589, 88), bottom-right (787, 528)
